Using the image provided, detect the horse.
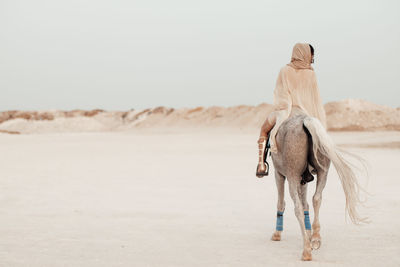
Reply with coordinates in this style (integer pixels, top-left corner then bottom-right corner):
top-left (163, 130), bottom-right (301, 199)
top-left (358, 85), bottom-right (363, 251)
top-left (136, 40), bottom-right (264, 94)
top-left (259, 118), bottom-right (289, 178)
top-left (266, 108), bottom-right (367, 261)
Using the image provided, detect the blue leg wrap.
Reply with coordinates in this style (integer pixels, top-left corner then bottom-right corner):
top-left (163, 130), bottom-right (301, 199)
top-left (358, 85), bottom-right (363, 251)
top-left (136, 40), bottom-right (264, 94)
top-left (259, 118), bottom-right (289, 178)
top-left (304, 211), bottom-right (311, 230)
top-left (276, 211), bottom-right (284, 231)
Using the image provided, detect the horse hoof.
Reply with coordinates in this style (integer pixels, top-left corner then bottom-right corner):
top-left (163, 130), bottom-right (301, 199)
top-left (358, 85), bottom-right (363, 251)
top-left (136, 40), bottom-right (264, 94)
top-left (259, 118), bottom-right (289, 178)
top-left (311, 232), bottom-right (321, 250)
top-left (302, 250), bottom-right (312, 261)
top-left (271, 231), bottom-right (281, 241)
top-left (311, 239), bottom-right (321, 250)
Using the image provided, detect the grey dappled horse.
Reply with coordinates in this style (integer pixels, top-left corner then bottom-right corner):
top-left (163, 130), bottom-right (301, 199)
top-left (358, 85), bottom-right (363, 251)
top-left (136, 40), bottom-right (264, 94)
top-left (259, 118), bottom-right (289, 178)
top-left (268, 109), bottom-right (366, 261)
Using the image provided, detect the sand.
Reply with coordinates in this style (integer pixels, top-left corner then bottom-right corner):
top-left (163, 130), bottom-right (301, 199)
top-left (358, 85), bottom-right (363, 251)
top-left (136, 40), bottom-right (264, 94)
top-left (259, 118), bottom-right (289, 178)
top-left (0, 130), bottom-right (399, 266)
top-left (0, 99), bottom-right (399, 134)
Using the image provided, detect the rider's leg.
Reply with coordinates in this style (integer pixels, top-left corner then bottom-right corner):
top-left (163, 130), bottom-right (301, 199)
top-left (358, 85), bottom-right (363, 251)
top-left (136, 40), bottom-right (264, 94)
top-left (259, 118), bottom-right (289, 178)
top-left (256, 112), bottom-right (277, 176)
top-left (259, 111), bottom-right (277, 139)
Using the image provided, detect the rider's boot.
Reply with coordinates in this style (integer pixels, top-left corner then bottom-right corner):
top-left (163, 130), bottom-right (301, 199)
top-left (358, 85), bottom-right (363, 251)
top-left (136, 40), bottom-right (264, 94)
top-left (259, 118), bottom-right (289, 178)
top-left (256, 136), bottom-right (269, 178)
top-left (301, 164), bottom-right (315, 185)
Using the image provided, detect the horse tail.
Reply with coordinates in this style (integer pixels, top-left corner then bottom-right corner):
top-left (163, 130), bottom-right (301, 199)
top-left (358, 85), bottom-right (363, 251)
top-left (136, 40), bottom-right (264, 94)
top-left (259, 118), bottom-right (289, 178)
top-left (303, 116), bottom-right (368, 225)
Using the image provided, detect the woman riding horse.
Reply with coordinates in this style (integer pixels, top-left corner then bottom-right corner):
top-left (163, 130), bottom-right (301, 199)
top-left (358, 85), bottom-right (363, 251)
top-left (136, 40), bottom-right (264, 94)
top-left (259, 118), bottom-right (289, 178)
top-left (256, 43), bottom-right (327, 178)
top-left (255, 43), bottom-right (367, 261)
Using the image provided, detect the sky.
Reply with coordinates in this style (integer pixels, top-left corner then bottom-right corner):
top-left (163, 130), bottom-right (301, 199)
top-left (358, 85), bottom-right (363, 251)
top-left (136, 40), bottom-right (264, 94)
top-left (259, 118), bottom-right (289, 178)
top-left (0, 0), bottom-right (399, 110)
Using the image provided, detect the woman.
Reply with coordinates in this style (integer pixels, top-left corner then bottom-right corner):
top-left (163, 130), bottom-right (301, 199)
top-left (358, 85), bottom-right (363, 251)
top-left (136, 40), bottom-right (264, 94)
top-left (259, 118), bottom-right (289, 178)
top-left (256, 43), bottom-right (327, 177)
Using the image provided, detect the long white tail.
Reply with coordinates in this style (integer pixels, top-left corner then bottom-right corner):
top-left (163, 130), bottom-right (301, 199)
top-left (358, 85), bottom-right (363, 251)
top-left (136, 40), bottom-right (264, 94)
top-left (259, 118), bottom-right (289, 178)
top-left (303, 117), bottom-right (368, 224)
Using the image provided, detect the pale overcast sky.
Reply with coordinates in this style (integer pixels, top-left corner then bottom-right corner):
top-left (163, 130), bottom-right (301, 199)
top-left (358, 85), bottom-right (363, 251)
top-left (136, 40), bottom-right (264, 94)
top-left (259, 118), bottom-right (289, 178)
top-left (0, 0), bottom-right (399, 110)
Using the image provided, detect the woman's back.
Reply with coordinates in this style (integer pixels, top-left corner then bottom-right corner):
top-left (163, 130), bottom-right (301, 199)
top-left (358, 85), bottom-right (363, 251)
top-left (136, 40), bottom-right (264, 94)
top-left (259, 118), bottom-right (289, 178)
top-left (281, 65), bottom-right (326, 127)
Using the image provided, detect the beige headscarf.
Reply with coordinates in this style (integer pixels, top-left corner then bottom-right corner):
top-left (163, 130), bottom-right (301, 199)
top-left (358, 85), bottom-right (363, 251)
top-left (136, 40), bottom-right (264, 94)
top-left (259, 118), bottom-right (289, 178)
top-left (287, 43), bottom-right (313, 70)
top-left (268, 43), bottom-right (326, 153)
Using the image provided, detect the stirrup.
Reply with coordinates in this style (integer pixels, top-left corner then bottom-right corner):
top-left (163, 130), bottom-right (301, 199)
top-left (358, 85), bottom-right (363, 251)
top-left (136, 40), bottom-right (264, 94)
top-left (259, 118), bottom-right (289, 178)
top-left (256, 162), bottom-right (269, 177)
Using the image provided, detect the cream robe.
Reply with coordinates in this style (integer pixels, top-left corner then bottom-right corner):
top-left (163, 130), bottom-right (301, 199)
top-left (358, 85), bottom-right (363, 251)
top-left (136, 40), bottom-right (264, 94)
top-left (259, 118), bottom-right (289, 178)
top-left (269, 48), bottom-right (326, 153)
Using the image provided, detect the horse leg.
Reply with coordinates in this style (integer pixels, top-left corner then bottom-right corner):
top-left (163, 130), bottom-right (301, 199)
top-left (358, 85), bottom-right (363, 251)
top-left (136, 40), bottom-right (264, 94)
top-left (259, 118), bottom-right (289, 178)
top-left (288, 179), bottom-right (312, 261)
top-left (311, 169), bottom-right (328, 250)
top-left (299, 183), bottom-right (312, 239)
top-left (271, 170), bottom-right (285, 241)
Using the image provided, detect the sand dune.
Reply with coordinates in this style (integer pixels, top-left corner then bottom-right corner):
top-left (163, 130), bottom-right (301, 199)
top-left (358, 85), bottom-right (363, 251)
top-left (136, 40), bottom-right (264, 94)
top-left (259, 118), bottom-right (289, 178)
top-left (0, 99), bottom-right (399, 134)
